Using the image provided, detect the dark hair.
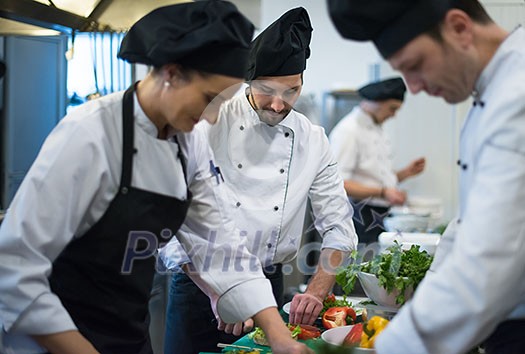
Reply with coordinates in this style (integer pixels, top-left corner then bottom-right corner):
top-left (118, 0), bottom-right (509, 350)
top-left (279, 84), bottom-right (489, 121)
top-left (151, 65), bottom-right (211, 80)
top-left (246, 72), bottom-right (304, 85)
top-left (425, 0), bottom-right (493, 42)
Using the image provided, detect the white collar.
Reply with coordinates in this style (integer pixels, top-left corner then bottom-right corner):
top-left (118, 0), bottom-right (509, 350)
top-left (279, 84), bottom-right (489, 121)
top-left (474, 26), bottom-right (524, 100)
top-left (354, 106), bottom-right (380, 130)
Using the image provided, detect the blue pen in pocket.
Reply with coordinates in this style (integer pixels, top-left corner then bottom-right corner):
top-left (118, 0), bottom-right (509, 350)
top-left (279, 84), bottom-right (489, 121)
top-left (209, 160), bottom-right (225, 185)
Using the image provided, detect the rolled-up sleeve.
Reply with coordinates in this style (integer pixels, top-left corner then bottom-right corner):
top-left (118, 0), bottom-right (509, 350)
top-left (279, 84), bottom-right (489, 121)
top-left (309, 137), bottom-right (358, 252)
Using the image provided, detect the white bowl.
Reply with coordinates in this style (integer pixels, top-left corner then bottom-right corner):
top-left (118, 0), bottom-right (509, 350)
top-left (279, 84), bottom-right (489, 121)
top-left (407, 196), bottom-right (443, 215)
top-left (363, 304), bottom-right (398, 321)
top-left (383, 214), bottom-right (430, 233)
top-left (357, 271), bottom-right (413, 308)
top-left (321, 325), bottom-right (375, 353)
top-left (378, 232), bottom-right (441, 255)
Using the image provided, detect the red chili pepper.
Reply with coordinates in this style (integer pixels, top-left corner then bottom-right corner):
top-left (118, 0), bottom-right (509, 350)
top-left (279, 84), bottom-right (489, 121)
top-left (322, 306), bottom-right (357, 329)
top-left (343, 323), bottom-right (363, 346)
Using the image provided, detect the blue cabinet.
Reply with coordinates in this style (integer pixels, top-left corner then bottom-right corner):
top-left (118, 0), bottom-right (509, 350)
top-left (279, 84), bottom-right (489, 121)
top-left (1, 35), bottom-right (67, 208)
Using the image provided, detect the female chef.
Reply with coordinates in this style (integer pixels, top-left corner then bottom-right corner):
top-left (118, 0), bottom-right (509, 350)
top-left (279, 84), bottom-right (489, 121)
top-left (0, 2), bottom-right (312, 354)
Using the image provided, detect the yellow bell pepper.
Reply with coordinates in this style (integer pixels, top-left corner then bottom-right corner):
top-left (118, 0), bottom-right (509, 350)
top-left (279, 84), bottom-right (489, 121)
top-left (360, 316), bottom-right (389, 348)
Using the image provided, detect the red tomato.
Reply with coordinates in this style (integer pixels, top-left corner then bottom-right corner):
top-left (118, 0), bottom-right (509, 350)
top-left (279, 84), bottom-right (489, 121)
top-left (324, 293), bottom-right (336, 304)
top-left (343, 323), bottom-right (363, 346)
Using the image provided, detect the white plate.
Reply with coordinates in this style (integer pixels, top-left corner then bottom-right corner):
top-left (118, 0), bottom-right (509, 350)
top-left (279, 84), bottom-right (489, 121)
top-left (321, 325), bottom-right (375, 353)
top-left (282, 296), bottom-right (368, 315)
top-left (378, 231), bottom-right (441, 255)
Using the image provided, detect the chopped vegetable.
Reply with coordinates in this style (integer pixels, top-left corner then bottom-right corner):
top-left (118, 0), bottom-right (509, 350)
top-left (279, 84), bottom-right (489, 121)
top-left (288, 324), bottom-right (320, 340)
top-left (360, 316), bottom-right (389, 348)
top-left (248, 327), bottom-right (269, 346)
top-left (287, 323), bottom-right (302, 340)
top-left (336, 244), bottom-right (433, 305)
top-left (249, 323), bottom-right (313, 346)
top-left (322, 306), bottom-right (356, 329)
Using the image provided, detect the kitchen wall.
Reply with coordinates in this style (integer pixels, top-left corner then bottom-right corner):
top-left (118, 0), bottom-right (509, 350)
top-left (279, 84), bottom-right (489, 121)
top-left (261, 0), bottom-right (381, 98)
top-left (260, 0), bottom-right (525, 224)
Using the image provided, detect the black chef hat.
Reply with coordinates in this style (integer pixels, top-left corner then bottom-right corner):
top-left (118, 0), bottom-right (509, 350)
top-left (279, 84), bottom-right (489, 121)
top-left (245, 7), bottom-right (312, 81)
top-left (327, 0), bottom-right (452, 58)
top-left (358, 77), bottom-right (406, 101)
top-left (0, 60), bottom-right (5, 79)
top-left (118, 1), bottom-right (254, 78)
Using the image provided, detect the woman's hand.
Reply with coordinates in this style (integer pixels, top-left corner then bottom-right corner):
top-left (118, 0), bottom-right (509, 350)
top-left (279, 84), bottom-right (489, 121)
top-left (32, 330), bottom-right (100, 354)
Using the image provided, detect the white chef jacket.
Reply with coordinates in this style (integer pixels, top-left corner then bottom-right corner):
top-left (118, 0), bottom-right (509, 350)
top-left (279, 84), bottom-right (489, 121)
top-left (161, 92), bottom-right (357, 270)
top-left (329, 106), bottom-right (397, 207)
top-left (0, 90), bottom-right (275, 353)
top-left (376, 27), bottom-right (525, 354)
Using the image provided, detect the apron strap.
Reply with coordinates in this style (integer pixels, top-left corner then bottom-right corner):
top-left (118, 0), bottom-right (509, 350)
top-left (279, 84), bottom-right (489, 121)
top-left (121, 84), bottom-right (190, 200)
top-left (172, 135), bottom-right (192, 200)
top-left (121, 85), bottom-right (136, 190)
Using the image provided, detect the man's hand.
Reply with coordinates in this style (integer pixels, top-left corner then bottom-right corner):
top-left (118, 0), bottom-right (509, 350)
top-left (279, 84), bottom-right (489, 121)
top-left (32, 330), bottom-right (100, 354)
top-left (383, 187), bottom-right (406, 205)
top-left (289, 293), bottom-right (323, 325)
top-left (406, 157), bottom-right (426, 176)
top-left (397, 157), bottom-right (426, 182)
top-left (217, 318), bottom-right (254, 336)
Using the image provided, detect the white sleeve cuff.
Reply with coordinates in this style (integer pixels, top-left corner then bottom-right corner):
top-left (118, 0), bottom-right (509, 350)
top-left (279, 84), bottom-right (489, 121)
top-left (9, 292), bottom-right (76, 334)
top-left (217, 278), bottom-right (277, 323)
top-left (158, 237), bottom-right (191, 271)
top-left (1, 293), bottom-right (77, 354)
top-left (321, 229), bottom-right (357, 252)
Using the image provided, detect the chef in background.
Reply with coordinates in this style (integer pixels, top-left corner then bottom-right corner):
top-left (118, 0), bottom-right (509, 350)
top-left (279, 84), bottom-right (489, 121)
top-left (329, 78), bottom-right (425, 244)
top-left (329, 0), bottom-right (525, 353)
top-left (161, 7), bottom-right (356, 354)
top-left (0, 3), bottom-right (312, 354)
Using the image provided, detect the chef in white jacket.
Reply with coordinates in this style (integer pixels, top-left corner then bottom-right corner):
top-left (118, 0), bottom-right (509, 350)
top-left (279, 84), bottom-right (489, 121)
top-left (161, 7), bottom-right (357, 354)
top-left (329, 77), bottom-right (425, 244)
top-left (329, 0), bottom-right (525, 353)
top-left (0, 3), bottom-right (312, 354)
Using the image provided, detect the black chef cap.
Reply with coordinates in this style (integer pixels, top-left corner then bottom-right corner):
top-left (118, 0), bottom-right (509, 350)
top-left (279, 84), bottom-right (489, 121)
top-left (245, 7), bottom-right (312, 81)
top-left (118, 1), bottom-right (254, 78)
top-left (0, 61), bottom-right (5, 79)
top-left (358, 77), bottom-right (406, 101)
top-left (327, 0), bottom-right (452, 58)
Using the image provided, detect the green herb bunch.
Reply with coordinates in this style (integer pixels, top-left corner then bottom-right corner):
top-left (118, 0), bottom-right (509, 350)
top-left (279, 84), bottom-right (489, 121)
top-left (336, 243), bottom-right (433, 305)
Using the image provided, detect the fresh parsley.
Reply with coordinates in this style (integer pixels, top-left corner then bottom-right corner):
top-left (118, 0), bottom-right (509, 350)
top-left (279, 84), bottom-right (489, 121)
top-left (336, 243), bottom-right (433, 305)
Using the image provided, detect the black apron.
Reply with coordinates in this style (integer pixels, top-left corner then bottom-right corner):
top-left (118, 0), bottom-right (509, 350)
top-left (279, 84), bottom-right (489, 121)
top-left (49, 85), bottom-right (192, 354)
